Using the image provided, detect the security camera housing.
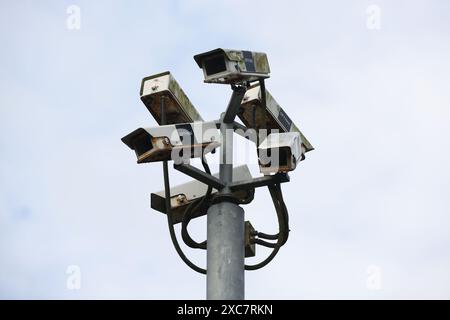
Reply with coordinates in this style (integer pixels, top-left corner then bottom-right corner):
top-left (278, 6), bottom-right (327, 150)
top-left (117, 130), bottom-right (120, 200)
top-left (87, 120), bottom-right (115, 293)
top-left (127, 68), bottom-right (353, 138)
top-left (258, 132), bottom-right (304, 174)
top-left (151, 165), bottom-right (255, 223)
top-left (121, 121), bottom-right (220, 163)
top-left (140, 71), bottom-right (203, 124)
top-left (239, 84), bottom-right (314, 154)
top-left (194, 48), bottom-right (270, 84)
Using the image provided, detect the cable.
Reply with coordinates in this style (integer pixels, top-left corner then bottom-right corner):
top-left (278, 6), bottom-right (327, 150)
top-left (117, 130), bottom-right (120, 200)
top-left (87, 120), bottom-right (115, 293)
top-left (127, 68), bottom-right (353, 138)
top-left (174, 172), bottom-right (290, 271)
top-left (160, 95), bottom-right (206, 275)
top-left (275, 183), bottom-right (290, 246)
top-left (181, 199), bottom-right (205, 249)
top-left (167, 165), bottom-right (289, 272)
top-left (163, 160), bottom-right (206, 275)
top-left (268, 183), bottom-right (289, 246)
top-left (256, 232), bottom-right (279, 240)
top-left (245, 183), bottom-right (289, 270)
top-left (254, 239), bottom-right (278, 248)
top-left (181, 157), bottom-right (212, 250)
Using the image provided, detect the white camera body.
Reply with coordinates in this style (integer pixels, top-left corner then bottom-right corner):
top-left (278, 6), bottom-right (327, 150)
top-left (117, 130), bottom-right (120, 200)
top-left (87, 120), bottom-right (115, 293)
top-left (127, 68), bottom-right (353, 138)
top-left (258, 132), bottom-right (305, 174)
top-left (140, 71), bottom-right (203, 124)
top-left (151, 165), bottom-right (254, 223)
top-left (240, 84), bottom-right (314, 153)
top-left (194, 48), bottom-right (270, 84)
top-left (122, 121), bottom-right (220, 164)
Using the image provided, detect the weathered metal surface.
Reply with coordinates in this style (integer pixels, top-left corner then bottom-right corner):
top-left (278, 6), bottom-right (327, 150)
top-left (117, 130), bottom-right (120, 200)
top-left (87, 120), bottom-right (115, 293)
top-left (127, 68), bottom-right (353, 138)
top-left (140, 71), bottom-right (203, 124)
top-left (121, 121), bottom-right (220, 163)
top-left (207, 200), bottom-right (245, 299)
top-left (258, 132), bottom-right (303, 174)
top-left (239, 84), bottom-right (314, 153)
top-left (194, 48), bottom-right (270, 84)
top-left (207, 111), bottom-right (245, 300)
top-left (138, 142), bottom-right (220, 164)
top-left (174, 164), bottom-right (225, 190)
top-left (245, 221), bottom-right (256, 258)
top-left (151, 165), bottom-right (255, 224)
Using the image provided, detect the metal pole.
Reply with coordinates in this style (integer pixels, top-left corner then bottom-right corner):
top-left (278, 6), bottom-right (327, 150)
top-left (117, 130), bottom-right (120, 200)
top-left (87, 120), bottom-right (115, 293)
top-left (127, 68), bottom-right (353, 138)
top-left (207, 118), bottom-right (245, 300)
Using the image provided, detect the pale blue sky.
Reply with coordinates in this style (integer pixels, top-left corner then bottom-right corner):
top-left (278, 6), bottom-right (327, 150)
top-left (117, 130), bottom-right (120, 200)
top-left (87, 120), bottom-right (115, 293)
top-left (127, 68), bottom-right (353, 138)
top-left (1, 0), bottom-right (450, 299)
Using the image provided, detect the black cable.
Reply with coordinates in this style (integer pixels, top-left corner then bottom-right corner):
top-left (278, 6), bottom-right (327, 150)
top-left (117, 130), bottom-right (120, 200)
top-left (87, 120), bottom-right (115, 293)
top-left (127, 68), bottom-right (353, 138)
top-left (256, 232), bottom-right (279, 240)
top-left (177, 160), bottom-right (291, 271)
top-left (171, 170), bottom-right (289, 271)
top-left (245, 184), bottom-right (288, 270)
top-left (163, 160), bottom-right (206, 274)
top-left (254, 239), bottom-right (278, 248)
top-left (175, 178), bottom-right (290, 271)
top-left (181, 199), bottom-right (205, 249)
top-left (160, 95), bottom-right (206, 275)
top-left (181, 157), bottom-right (212, 250)
top-left (275, 184), bottom-right (290, 245)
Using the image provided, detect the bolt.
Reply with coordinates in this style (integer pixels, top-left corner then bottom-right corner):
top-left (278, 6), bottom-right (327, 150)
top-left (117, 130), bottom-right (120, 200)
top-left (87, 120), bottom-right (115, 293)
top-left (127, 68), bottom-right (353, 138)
top-left (177, 194), bottom-right (187, 204)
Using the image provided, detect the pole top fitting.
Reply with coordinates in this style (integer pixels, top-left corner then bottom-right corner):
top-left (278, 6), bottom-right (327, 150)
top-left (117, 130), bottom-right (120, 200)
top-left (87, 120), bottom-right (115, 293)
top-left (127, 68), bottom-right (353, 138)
top-left (211, 192), bottom-right (241, 205)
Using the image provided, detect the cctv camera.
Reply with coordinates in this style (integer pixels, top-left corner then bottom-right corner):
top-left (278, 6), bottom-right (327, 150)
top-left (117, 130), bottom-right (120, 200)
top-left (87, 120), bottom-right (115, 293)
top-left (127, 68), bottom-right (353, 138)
top-left (121, 121), bottom-right (220, 164)
top-left (194, 48), bottom-right (270, 85)
top-left (258, 132), bottom-right (305, 174)
top-left (239, 84), bottom-right (314, 153)
top-left (151, 165), bottom-right (254, 223)
top-left (140, 71), bottom-right (203, 124)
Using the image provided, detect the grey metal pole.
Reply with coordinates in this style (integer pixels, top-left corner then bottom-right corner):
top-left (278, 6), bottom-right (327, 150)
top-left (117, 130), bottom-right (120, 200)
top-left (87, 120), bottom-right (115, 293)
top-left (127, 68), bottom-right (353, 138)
top-left (207, 120), bottom-right (245, 300)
